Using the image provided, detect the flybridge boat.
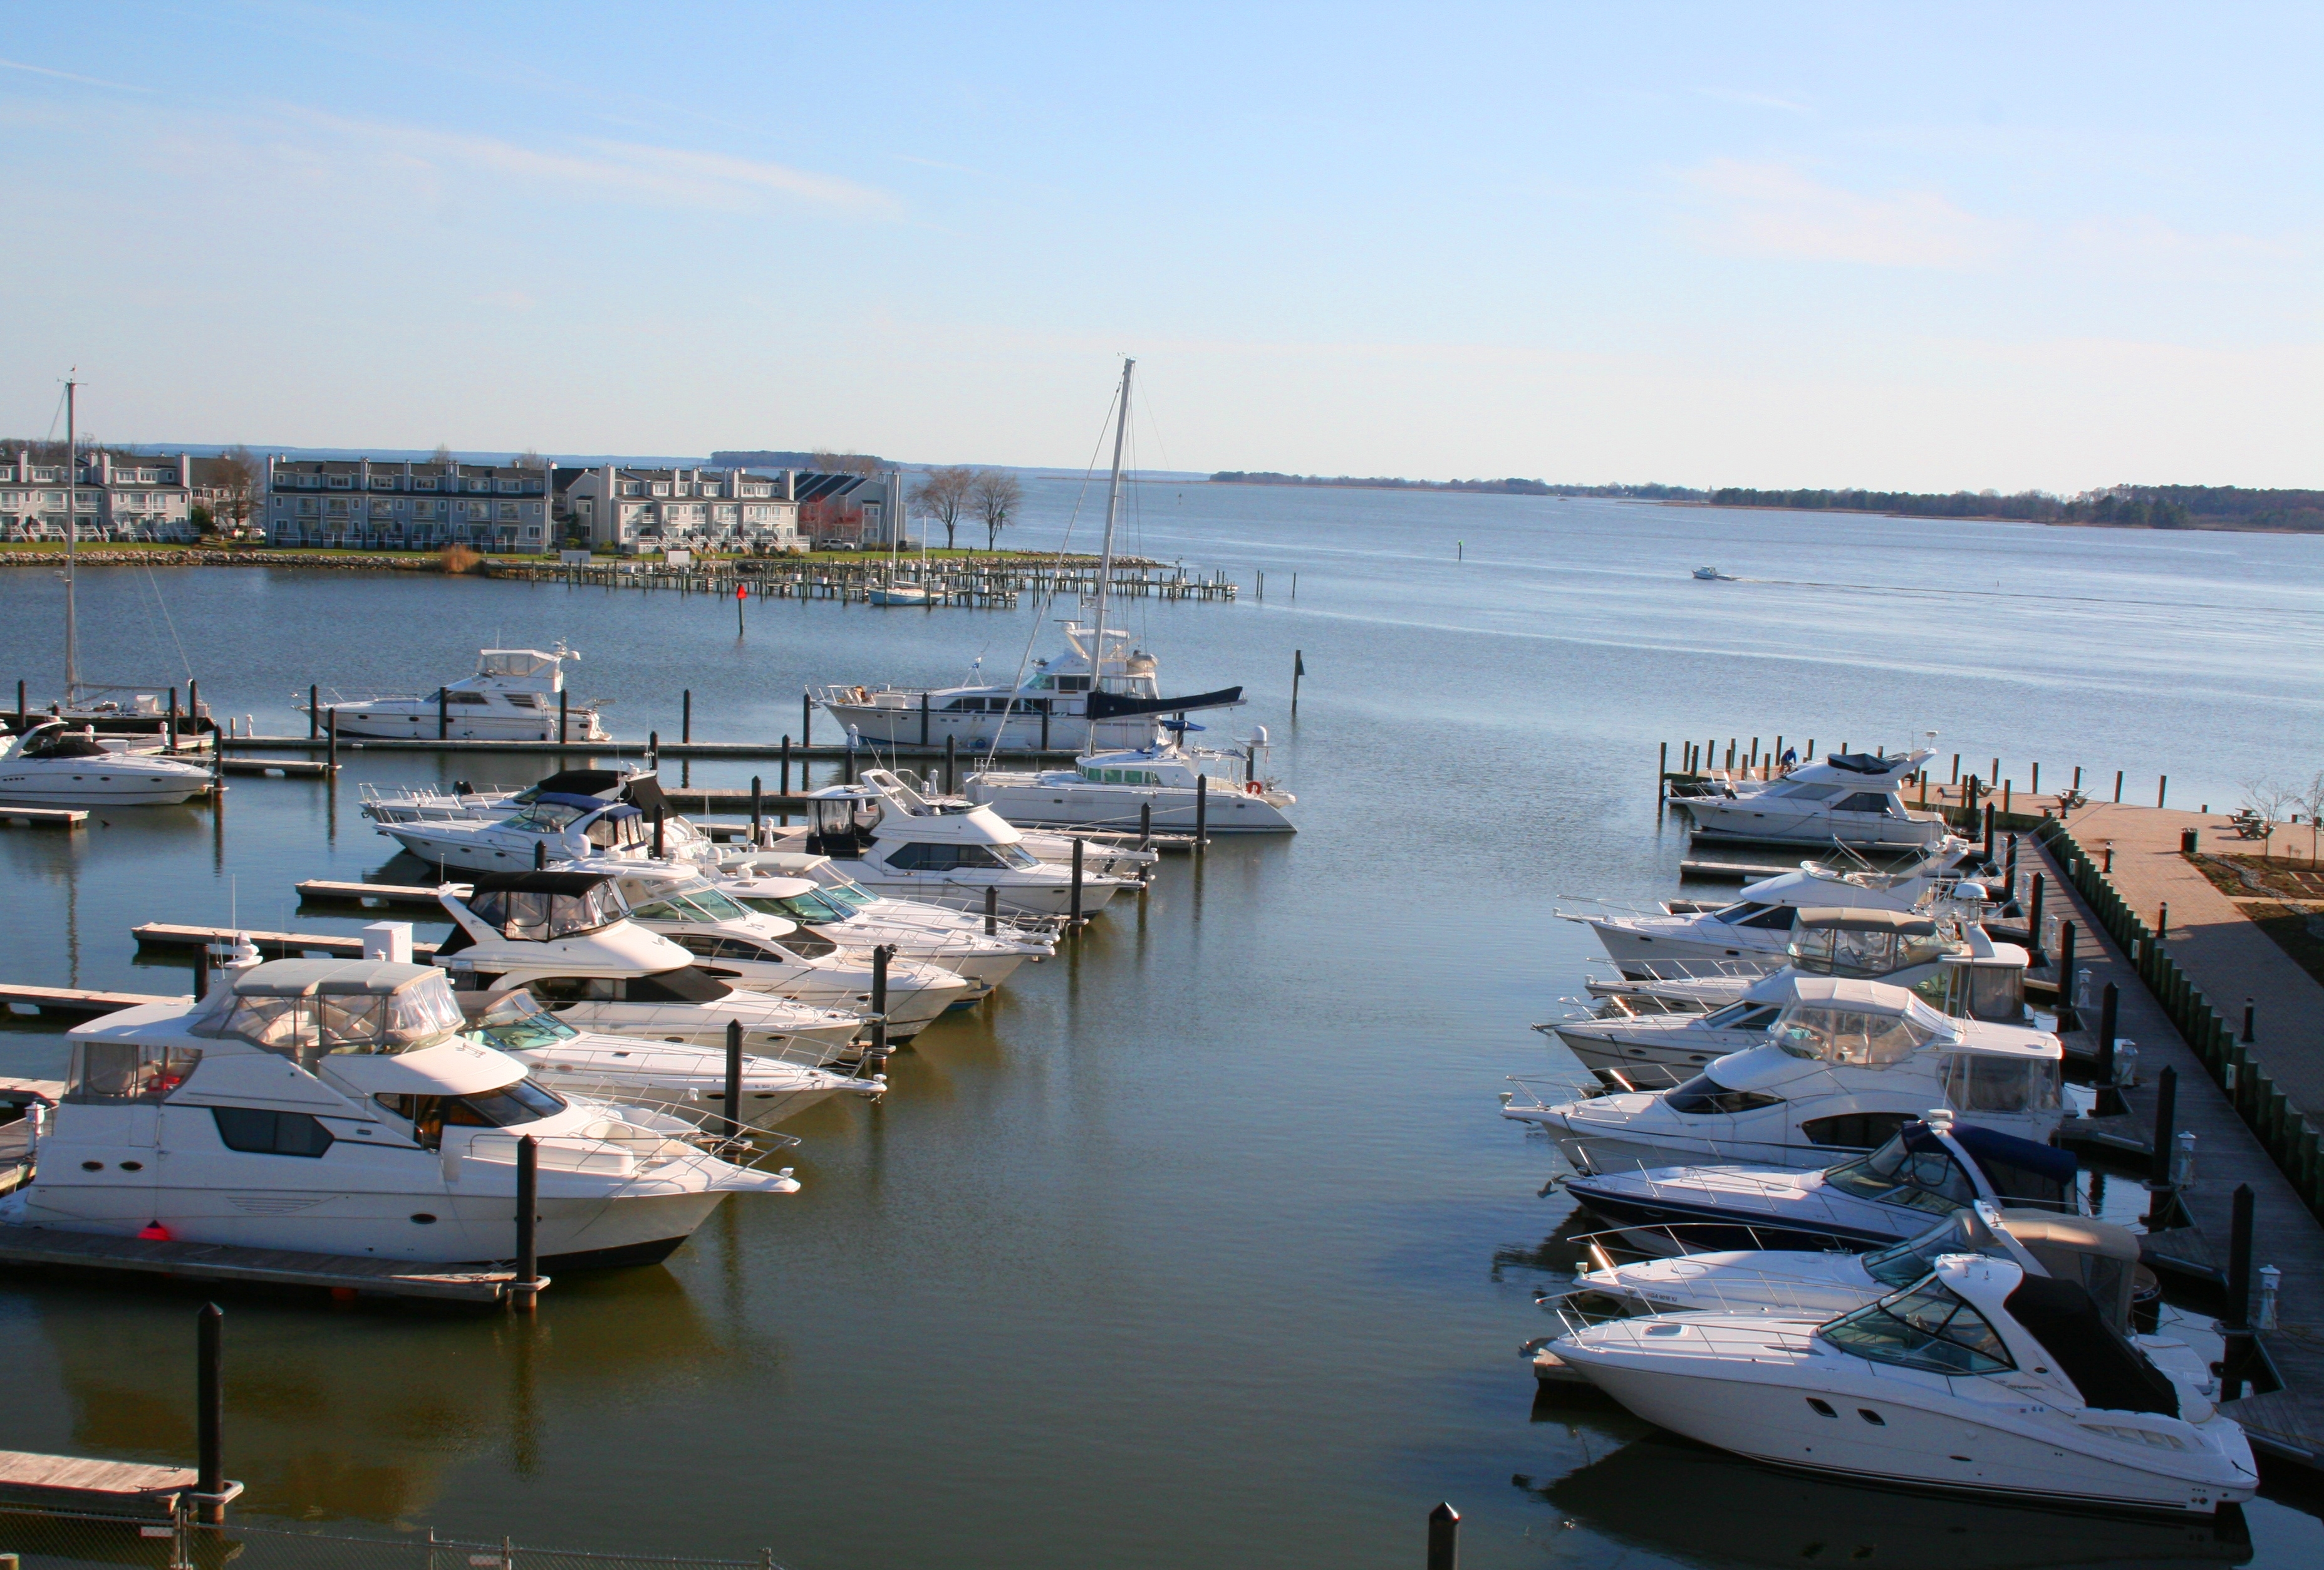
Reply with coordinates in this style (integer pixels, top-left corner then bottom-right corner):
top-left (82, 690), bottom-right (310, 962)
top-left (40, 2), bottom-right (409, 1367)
top-left (1548, 1254), bottom-right (2256, 1515)
top-left (0, 720), bottom-right (215, 806)
top-left (964, 723), bottom-right (1296, 834)
top-left (461, 989), bottom-right (881, 1133)
top-left (361, 767), bottom-right (651, 827)
top-left (300, 646), bottom-right (610, 742)
top-left (1567, 840), bottom-right (1988, 971)
top-left (1674, 749), bottom-right (1946, 849)
top-left (1560, 1114), bottom-right (2081, 1254)
top-left (432, 871), bottom-right (867, 1061)
top-left (1507, 977), bottom-right (2064, 1166)
top-left (1, 960), bottom-right (791, 1269)
top-left (727, 849), bottom-right (1062, 950)
top-left (380, 773), bottom-right (717, 873)
top-left (589, 861), bottom-right (977, 1032)
top-left (781, 771), bottom-right (1141, 918)
top-left (718, 871), bottom-right (1041, 992)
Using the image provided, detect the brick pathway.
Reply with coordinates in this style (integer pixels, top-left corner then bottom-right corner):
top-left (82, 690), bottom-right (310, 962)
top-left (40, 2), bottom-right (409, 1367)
top-left (2064, 802), bottom-right (2324, 1113)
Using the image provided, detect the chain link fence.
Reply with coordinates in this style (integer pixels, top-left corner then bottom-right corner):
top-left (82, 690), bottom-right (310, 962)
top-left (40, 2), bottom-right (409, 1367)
top-left (0, 1504), bottom-right (792, 1570)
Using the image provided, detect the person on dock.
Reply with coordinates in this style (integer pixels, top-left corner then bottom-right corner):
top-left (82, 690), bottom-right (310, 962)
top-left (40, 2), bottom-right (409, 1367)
top-left (1780, 746), bottom-right (1798, 774)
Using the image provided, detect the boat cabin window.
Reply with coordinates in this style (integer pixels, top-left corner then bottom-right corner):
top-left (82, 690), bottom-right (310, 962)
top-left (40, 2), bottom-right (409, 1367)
top-left (445, 690), bottom-right (492, 706)
top-left (1820, 1276), bottom-right (2015, 1375)
top-left (819, 881), bottom-right (877, 910)
top-left (65, 1042), bottom-right (202, 1104)
top-left (740, 888), bottom-right (856, 924)
top-left (626, 880), bottom-right (754, 925)
top-left (1050, 675), bottom-right (1090, 692)
top-left (1860, 1217), bottom-right (1983, 1289)
top-left (373, 1082), bottom-right (566, 1147)
top-left (1943, 960), bottom-right (2026, 1022)
top-left (1699, 1002), bottom-right (1782, 1032)
top-left (1661, 1075), bottom-right (1785, 1115)
top-left (1792, 927), bottom-right (1953, 977)
top-left (1772, 1007), bottom-right (1933, 1066)
top-left (466, 882), bottom-right (626, 940)
top-left (771, 930), bottom-right (836, 960)
top-left (1763, 782), bottom-right (1844, 801)
top-left (1084, 766), bottom-right (1161, 786)
top-left (881, 841), bottom-right (1040, 872)
top-left (470, 991), bottom-right (579, 1051)
top-left (1834, 793), bottom-right (1900, 816)
top-left (667, 932), bottom-right (798, 965)
top-left (529, 967), bottom-right (734, 1006)
top-left (1713, 902), bottom-right (1795, 930)
top-left (210, 1106), bottom-right (336, 1158)
top-left (1941, 1054), bottom-right (2062, 1116)
top-left (506, 801), bottom-right (585, 832)
top-left (1823, 1136), bottom-right (1978, 1214)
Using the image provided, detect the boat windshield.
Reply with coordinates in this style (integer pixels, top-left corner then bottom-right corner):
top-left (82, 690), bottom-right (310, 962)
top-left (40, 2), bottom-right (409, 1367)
top-left (1820, 1272), bottom-right (2015, 1375)
top-left (630, 878), bottom-right (755, 924)
top-left (1822, 1134), bottom-right (1978, 1214)
top-left (1772, 1006), bottom-right (1936, 1066)
top-left (816, 879), bottom-right (878, 911)
top-left (506, 801), bottom-right (586, 831)
top-left (467, 881), bottom-right (626, 939)
top-left (472, 990), bottom-right (582, 1052)
top-left (741, 888), bottom-right (856, 923)
top-left (1860, 1215), bottom-right (1981, 1289)
top-left (1699, 1001), bottom-right (1780, 1031)
top-left (215, 974), bottom-right (467, 1057)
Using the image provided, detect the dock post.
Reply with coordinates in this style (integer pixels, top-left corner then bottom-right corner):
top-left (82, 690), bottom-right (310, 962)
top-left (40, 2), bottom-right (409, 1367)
top-left (869, 946), bottom-right (890, 1066)
top-left (1071, 837), bottom-right (1084, 929)
top-left (1982, 803), bottom-right (1995, 864)
top-left (751, 777), bottom-right (763, 842)
top-left (168, 687), bottom-right (179, 753)
top-left (1040, 704), bottom-right (1050, 752)
top-left (946, 734), bottom-right (958, 794)
top-left (920, 692), bottom-right (930, 749)
top-left (724, 1019), bottom-right (744, 1139)
top-left (2157, 774), bottom-right (2168, 809)
top-left (192, 944), bottom-right (209, 1001)
top-left (2243, 999), bottom-right (2255, 1043)
top-left (326, 707), bottom-right (338, 770)
top-left (533, 841), bottom-right (547, 871)
top-left (683, 689), bottom-right (692, 746)
top-left (2097, 982), bottom-right (2119, 1086)
top-left (309, 684), bottom-right (319, 739)
top-left (1657, 742), bottom-right (1667, 798)
top-left (196, 1302), bottom-right (224, 1523)
top-left (2221, 1184), bottom-right (2255, 1400)
top-left (438, 687), bottom-right (448, 741)
top-left (2114, 769), bottom-right (2124, 804)
top-left (1950, 752), bottom-right (1959, 784)
top-left (2147, 1066), bottom-right (2178, 1199)
top-left (781, 736), bottom-right (792, 796)
top-left (2026, 873), bottom-right (2043, 954)
top-left (2054, 922), bottom-right (2077, 1029)
top-left (653, 806), bottom-right (665, 860)
top-left (16, 678), bottom-right (24, 730)
top-left (985, 886), bottom-right (999, 937)
top-left (559, 689), bottom-right (568, 745)
top-left (1195, 773), bottom-right (1208, 850)
top-left (802, 691), bottom-right (813, 751)
top-left (649, 730), bottom-right (659, 770)
top-left (514, 1135), bottom-right (539, 1314)
top-left (2004, 833), bottom-right (2018, 890)
top-left (1426, 1502), bottom-right (1460, 1570)
top-left (2031, 761), bottom-right (2039, 796)
top-left (2073, 765), bottom-right (2082, 791)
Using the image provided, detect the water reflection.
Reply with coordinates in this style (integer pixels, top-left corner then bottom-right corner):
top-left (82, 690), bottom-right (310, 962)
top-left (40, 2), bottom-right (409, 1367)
top-left (1522, 1434), bottom-right (2253, 1568)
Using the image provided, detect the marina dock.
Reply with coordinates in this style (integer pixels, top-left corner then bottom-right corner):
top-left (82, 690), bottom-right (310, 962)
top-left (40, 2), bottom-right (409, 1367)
top-left (0, 1448), bottom-right (239, 1517)
top-left (0, 1225), bottom-right (526, 1304)
top-left (0, 806), bottom-right (88, 830)
top-left (0, 983), bottom-right (177, 1021)
top-left (131, 923), bottom-right (442, 960)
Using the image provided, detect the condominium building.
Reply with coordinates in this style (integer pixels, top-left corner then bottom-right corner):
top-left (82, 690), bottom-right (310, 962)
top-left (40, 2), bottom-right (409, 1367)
top-left (0, 450), bottom-right (197, 543)
top-left (265, 456), bottom-right (554, 551)
top-left (554, 465), bottom-right (805, 554)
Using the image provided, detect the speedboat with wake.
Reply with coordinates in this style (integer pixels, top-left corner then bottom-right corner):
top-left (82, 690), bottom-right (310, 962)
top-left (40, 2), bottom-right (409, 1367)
top-left (5, 959), bottom-right (792, 1269)
top-left (301, 645), bottom-right (610, 742)
top-left (0, 720), bottom-right (215, 806)
top-left (1548, 1253), bottom-right (2255, 1514)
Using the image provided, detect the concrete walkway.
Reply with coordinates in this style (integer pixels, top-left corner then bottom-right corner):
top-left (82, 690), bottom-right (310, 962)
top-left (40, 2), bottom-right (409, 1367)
top-left (2064, 802), bottom-right (2324, 1113)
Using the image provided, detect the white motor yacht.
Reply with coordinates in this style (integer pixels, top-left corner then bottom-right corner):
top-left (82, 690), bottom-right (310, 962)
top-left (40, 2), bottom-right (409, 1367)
top-left (461, 987), bottom-right (882, 1132)
top-left (1568, 843), bottom-right (1988, 970)
top-left (727, 849), bottom-right (1063, 947)
top-left (965, 722), bottom-right (1296, 834)
top-left (381, 774), bottom-right (715, 873)
top-left (360, 767), bottom-right (648, 827)
top-left (3, 960), bottom-right (791, 1269)
top-left (1674, 749), bottom-right (1946, 848)
top-left (0, 720), bottom-right (215, 806)
top-left (780, 771), bottom-right (1139, 917)
top-left (300, 646), bottom-right (610, 742)
top-left (1560, 1114), bottom-right (2082, 1254)
top-left (590, 861), bottom-right (977, 1034)
top-left (1507, 977), bottom-right (2064, 1167)
top-left (717, 873), bottom-right (1040, 991)
top-left (432, 871), bottom-right (868, 1063)
top-left (1550, 1254), bottom-right (2256, 1514)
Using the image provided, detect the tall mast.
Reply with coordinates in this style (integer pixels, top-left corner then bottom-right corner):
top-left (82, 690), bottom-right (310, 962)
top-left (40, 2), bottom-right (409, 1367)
top-left (63, 372), bottom-right (79, 707)
top-left (1090, 356), bottom-right (1133, 692)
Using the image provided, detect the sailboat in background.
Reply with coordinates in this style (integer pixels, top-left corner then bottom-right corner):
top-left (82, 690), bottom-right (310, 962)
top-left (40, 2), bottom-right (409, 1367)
top-left (867, 511), bottom-right (929, 606)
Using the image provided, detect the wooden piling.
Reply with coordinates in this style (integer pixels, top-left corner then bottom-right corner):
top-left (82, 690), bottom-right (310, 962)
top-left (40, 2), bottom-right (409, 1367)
top-left (1071, 837), bottom-right (1084, 929)
top-left (1426, 1503), bottom-right (1460, 1570)
top-left (437, 686), bottom-right (448, 741)
top-left (946, 734), bottom-right (958, 795)
top-left (326, 707), bottom-right (337, 769)
top-left (781, 736), bottom-right (792, 796)
top-left (2221, 1185), bottom-right (2255, 1398)
top-left (167, 687), bottom-right (179, 753)
top-left (984, 886), bottom-right (999, 937)
top-left (682, 689), bottom-right (692, 746)
top-left (724, 1019), bottom-right (744, 1138)
top-left (802, 692), bottom-right (813, 751)
top-left (2157, 774), bottom-right (2168, 809)
top-left (559, 689), bottom-right (568, 745)
top-left (2114, 769), bottom-right (2124, 804)
top-left (309, 684), bottom-right (319, 739)
top-left (2055, 920), bottom-right (2078, 1031)
top-left (2148, 1066), bottom-right (2177, 1195)
top-left (514, 1135), bottom-right (540, 1314)
top-left (2097, 982), bottom-right (2119, 1084)
top-left (196, 1303), bottom-right (224, 1522)
top-left (1657, 742), bottom-right (1667, 798)
top-left (1195, 773), bottom-right (1208, 848)
top-left (750, 776), bottom-right (763, 841)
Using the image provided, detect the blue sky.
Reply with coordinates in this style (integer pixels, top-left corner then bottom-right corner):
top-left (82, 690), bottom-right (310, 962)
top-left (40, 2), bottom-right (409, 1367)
top-left (1, 3), bottom-right (2314, 490)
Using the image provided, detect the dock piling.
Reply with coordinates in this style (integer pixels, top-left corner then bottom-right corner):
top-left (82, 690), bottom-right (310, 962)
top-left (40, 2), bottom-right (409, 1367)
top-left (2221, 1185), bottom-right (2255, 1399)
top-left (1291, 649), bottom-right (1303, 715)
top-left (2026, 873), bottom-right (2044, 954)
top-left (2243, 998), bottom-right (2255, 1043)
top-left (196, 1303), bottom-right (224, 1522)
top-left (1426, 1502), bottom-right (1460, 1570)
top-left (869, 947), bottom-right (891, 1066)
top-left (438, 687), bottom-right (448, 741)
top-left (1139, 801), bottom-right (1153, 851)
top-left (308, 684), bottom-right (318, 739)
top-left (1195, 773), bottom-right (1208, 849)
top-left (2114, 769), bottom-right (2124, 804)
top-left (325, 707), bottom-right (337, 769)
top-left (2147, 1066), bottom-right (2178, 1198)
top-left (167, 687), bottom-right (179, 753)
top-left (2055, 921), bottom-right (2078, 1030)
top-left (984, 886), bottom-right (999, 937)
top-left (682, 690), bottom-right (692, 746)
top-left (751, 777), bottom-right (763, 841)
top-left (514, 1136), bottom-right (540, 1314)
top-left (653, 806), bottom-right (666, 860)
top-left (802, 692), bottom-right (813, 751)
top-left (2096, 982), bottom-right (2119, 1086)
top-left (559, 689), bottom-right (568, 744)
top-left (946, 734), bottom-right (958, 795)
top-left (533, 841), bottom-right (547, 871)
top-left (2157, 774), bottom-right (2169, 809)
top-left (1071, 838), bottom-right (1084, 930)
top-left (1657, 742), bottom-right (1667, 798)
top-left (724, 1020), bottom-right (744, 1138)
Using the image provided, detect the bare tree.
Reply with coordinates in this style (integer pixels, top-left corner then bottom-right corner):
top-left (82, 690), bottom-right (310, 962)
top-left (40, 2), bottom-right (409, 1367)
top-left (2301, 770), bottom-right (2324, 868)
top-left (208, 445), bottom-right (261, 538)
top-left (911, 467), bottom-right (975, 550)
top-left (2240, 776), bottom-right (2298, 861)
top-left (971, 469), bottom-right (1024, 552)
top-left (432, 444), bottom-right (454, 466)
top-left (516, 448), bottom-right (544, 471)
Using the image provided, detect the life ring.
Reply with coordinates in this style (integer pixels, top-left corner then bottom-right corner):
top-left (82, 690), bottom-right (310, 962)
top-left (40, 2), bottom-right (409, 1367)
top-left (1245, 780), bottom-right (1263, 796)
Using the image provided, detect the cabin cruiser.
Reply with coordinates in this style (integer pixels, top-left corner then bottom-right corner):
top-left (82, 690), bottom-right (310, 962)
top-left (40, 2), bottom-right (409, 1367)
top-left (1547, 1254), bottom-right (2255, 1514)
top-left (588, 861), bottom-right (977, 1032)
top-left (779, 771), bottom-right (1140, 917)
top-left (816, 623), bottom-right (1244, 755)
top-left (965, 722), bottom-right (1296, 834)
top-left (1567, 842), bottom-right (1988, 971)
top-left (1, 960), bottom-right (791, 1268)
top-left (360, 767), bottom-right (651, 827)
top-left (728, 850), bottom-right (1062, 948)
top-left (462, 987), bottom-right (882, 1132)
top-left (380, 774), bottom-right (716, 873)
top-left (1507, 977), bottom-right (2064, 1166)
top-left (718, 873), bottom-right (1040, 991)
top-left (1554, 922), bottom-right (2035, 1088)
top-left (432, 871), bottom-right (868, 1062)
top-left (0, 720), bottom-right (215, 806)
top-left (788, 768), bottom-right (1157, 881)
top-left (1674, 749), bottom-right (1946, 848)
top-left (300, 646), bottom-right (610, 742)
top-left (1560, 1114), bottom-right (2080, 1254)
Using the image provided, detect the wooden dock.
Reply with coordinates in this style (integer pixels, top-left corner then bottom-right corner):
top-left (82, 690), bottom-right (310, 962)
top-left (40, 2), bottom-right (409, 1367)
top-left (0, 805), bottom-right (87, 829)
top-left (0, 1224), bottom-right (527, 1304)
top-left (217, 756), bottom-right (334, 777)
top-left (225, 736), bottom-right (1081, 759)
top-left (132, 924), bottom-right (440, 960)
top-left (1675, 857), bottom-right (1802, 881)
top-left (293, 880), bottom-right (457, 909)
top-left (0, 983), bottom-right (178, 1021)
top-left (0, 1448), bottom-right (241, 1517)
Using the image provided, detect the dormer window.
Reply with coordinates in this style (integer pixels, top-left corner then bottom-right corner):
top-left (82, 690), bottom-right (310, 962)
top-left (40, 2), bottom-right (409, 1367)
top-left (328, 475), bottom-right (352, 489)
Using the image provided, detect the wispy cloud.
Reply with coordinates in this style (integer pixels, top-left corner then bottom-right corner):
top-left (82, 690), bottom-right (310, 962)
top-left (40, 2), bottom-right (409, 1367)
top-left (0, 55), bottom-right (152, 93)
top-left (1681, 159), bottom-right (2005, 268)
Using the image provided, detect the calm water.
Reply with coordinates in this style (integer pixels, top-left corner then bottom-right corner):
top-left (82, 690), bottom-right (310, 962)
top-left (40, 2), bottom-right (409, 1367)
top-left (2, 488), bottom-right (2320, 1568)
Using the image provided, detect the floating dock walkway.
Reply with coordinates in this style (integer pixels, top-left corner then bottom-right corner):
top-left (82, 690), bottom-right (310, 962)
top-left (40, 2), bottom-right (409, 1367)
top-left (131, 924), bottom-right (441, 960)
top-left (0, 1225), bottom-right (526, 1304)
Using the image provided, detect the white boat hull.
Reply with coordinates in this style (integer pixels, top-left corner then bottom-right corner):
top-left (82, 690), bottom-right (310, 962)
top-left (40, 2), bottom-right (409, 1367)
top-left (1682, 799), bottom-right (1945, 849)
top-left (818, 699), bottom-right (1153, 754)
top-left (0, 764), bottom-right (213, 806)
top-left (967, 776), bottom-right (1295, 834)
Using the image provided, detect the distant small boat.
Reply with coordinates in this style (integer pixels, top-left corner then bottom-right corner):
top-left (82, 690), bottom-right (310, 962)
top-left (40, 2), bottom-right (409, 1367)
top-left (1693, 566), bottom-right (1735, 581)
top-left (868, 585), bottom-right (930, 607)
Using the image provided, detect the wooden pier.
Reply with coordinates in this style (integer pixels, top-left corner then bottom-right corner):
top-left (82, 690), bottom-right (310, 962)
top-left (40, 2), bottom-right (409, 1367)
top-left (0, 1224), bottom-right (526, 1304)
top-left (485, 554), bottom-right (1240, 606)
top-left (0, 805), bottom-right (87, 829)
top-left (132, 924), bottom-right (441, 960)
top-left (294, 880), bottom-right (457, 909)
top-left (0, 983), bottom-right (177, 1021)
top-left (0, 1448), bottom-right (241, 1517)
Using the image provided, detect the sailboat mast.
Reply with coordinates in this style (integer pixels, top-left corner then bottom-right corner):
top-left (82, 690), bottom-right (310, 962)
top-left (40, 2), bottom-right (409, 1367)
top-left (1090, 356), bottom-right (1134, 693)
top-left (63, 372), bottom-right (79, 707)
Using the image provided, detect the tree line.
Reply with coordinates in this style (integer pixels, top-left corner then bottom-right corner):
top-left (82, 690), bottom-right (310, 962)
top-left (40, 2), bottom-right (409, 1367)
top-left (1706, 485), bottom-right (2324, 532)
top-left (910, 467), bottom-right (1024, 550)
